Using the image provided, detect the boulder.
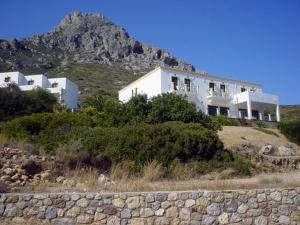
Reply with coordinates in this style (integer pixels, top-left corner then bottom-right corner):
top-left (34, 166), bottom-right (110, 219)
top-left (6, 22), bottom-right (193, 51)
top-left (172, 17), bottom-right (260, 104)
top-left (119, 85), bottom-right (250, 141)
top-left (22, 159), bottom-right (42, 176)
top-left (259, 145), bottom-right (273, 155)
top-left (98, 174), bottom-right (109, 185)
top-left (278, 146), bottom-right (294, 156)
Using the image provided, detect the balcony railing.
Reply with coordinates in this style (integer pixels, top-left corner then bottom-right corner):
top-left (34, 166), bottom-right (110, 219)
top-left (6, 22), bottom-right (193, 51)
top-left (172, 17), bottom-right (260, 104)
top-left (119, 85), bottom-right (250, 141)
top-left (169, 83), bottom-right (198, 94)
top-left (207, 88), bottom-right (233, 100)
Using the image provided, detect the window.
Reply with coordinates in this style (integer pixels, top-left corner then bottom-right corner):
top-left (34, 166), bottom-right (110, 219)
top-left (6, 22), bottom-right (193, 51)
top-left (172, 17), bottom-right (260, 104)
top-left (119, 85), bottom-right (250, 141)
top-left (27, 80), bottom-right (34, 85)
top-left (208, 105), bottom-right (218, 116)
top-left (220, 84), bottom-right (226, 92)
top-left (171, 76), bottom-right (178, 90)
top-left (131, 88), bottom-right (138, 97)
top-left (241, 87), bottom-right (246, 92)
top-left (184, 78), bottom-right (191, 92)
top-left (4, 77), bottom-right (10, 82)
top-left (209, 82), bottom-right (215, 91)
top-left (220, 107), bottom-right (229, 116)
top-left (51, 82), bottom-right (58, 88)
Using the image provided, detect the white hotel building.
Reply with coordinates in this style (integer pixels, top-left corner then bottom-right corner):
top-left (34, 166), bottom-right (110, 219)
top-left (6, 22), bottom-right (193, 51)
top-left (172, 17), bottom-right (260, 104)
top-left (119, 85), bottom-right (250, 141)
top-left (119, 67), bottom-right (280, 122)
top-left (0, 71), bottom-right (78, 110)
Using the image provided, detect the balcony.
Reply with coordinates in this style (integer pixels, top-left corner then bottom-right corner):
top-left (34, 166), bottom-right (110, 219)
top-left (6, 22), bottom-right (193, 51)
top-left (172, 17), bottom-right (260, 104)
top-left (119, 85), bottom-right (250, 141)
top-left (206, 88), bottom-right (233, 105)
top-left (169, 83), bottom-right (198, 95)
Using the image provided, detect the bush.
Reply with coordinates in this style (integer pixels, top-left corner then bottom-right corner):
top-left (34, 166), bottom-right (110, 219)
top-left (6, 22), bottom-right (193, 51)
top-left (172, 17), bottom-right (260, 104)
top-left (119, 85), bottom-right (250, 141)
top-left (82, 122), bottom-right (224, 166)
top-left (83, 93), bottom-right (220, 131)
top-left (278, 121), bottom-right (300, 144)
top-left (1, 112), bottom-right (93, 152)
top-left (0, 84), bottom-right (58, 121)
top-left (211, 116), bottom-right (240, 126)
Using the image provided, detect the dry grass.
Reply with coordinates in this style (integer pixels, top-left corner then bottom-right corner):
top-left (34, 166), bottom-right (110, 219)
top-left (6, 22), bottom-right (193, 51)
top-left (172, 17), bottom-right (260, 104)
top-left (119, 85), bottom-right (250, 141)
top-left (142, 161), bottom-right (164, 181)
top-left (218, 126), bottom-right (300, 154)
top-left (27, 170), bottom-right (300, 193)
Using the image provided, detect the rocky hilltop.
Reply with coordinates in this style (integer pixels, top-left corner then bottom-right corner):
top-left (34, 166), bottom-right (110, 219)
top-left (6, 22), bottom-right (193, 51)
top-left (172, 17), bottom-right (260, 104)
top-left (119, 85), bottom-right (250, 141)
top-left (0, 12), bottom-right (195, 74)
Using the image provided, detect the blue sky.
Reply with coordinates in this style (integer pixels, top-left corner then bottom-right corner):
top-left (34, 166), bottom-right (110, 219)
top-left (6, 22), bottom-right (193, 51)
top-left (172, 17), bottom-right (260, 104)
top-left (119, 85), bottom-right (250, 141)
top-left (1, 0), bottom-right (299, 104)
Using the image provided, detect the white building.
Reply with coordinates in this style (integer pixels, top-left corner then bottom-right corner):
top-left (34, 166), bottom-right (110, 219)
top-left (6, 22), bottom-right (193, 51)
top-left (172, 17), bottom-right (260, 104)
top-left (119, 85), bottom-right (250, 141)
top-left (119, 67), bottom-right (280, 122)
top-left (0, 71), bottom-right (78, 110)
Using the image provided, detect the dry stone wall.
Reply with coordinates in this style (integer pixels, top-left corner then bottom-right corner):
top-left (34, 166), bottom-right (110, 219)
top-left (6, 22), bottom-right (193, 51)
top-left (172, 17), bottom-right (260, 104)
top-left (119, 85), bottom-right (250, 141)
top-left (0, 188), bottom-right (300, 225)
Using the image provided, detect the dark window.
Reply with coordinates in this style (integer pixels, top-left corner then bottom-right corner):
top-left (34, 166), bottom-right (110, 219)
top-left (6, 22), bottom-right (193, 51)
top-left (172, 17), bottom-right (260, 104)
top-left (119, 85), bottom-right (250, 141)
top-left (4, 77), bottom-right (10, 82)
top-left (51, 82), bottom-right (58, 88)
top-left (135, 87), bottom-right (138, 96)
top-left (220, 107), bottom-right (229, 116)
top-left (131, 89), bottom-right (134, 97)
top-left (28, 80), bottom-right (34, 85)
top-left (220, 84), bottom-right (226, 92)
top-left (171, 76), bottom-right (178, 90)
top-left (252, 110), bottom-right (259, 120)
top-left (184, 78), bottom-right (191, 92)
top-left (209, 82), bottom-right (215, 91)
top-left (241, 87), bottom-right (246, 92)
top-left (208, 105), bottom-right (218, 116)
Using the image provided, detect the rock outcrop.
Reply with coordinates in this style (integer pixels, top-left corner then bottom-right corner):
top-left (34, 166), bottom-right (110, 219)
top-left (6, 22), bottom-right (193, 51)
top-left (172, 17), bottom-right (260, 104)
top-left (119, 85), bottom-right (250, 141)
top-left (0, 12), bottom-right (195, 74)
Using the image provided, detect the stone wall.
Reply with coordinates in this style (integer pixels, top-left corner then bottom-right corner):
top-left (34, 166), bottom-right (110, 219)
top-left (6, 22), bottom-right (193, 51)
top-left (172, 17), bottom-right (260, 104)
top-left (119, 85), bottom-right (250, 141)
top-left (0, 188), bottom-right (300, 225)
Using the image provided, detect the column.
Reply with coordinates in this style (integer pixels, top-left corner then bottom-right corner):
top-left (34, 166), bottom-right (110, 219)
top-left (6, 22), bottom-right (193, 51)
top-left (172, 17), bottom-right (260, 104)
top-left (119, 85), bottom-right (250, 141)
top-left (216, 107), bottom-right (220, 116)
top-left (247, 100), bottom-right (252, 120)
top-left (276, 104), bottom-right (281, 122)
top-left (259, 112), bottom-right (263, 121)
top-left (227, 109), bottom-right (231, 118)
top-left (238, 110), bottom-right (242, 119)
top-left (268, 114), bottom-right (272, 121)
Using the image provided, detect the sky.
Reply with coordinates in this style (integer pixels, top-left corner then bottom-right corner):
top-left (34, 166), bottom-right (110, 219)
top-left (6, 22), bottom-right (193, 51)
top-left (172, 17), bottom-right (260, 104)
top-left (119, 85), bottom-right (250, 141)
top-left (0, 0), bottom-right (299, 104)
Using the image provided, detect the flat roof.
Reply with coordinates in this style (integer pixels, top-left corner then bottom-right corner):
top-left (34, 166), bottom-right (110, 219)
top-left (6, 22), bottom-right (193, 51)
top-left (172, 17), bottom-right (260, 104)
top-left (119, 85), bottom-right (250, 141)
top-left (119, 67), bottom-right (262, 92)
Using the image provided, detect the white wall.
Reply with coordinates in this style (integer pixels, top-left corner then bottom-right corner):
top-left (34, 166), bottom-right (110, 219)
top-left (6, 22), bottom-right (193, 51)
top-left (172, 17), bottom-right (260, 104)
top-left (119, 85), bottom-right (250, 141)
top-left (48, 78), bottom-right (78, 110)
top-left (119, 68), bottom-right (162, 102)
top-left (119, 67), bottom-right (278, 120)
top-left (0, 72), bottom-right (25, 86)
top-left (0, 71), bottom-right (78, 110)
top-left (160, 68), bottom-right (262, 113)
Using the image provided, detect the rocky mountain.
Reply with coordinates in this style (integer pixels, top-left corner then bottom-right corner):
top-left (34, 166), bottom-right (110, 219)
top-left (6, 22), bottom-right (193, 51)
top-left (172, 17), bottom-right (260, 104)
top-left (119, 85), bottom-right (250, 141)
top-left (0, 11), bottom-right (195, 76)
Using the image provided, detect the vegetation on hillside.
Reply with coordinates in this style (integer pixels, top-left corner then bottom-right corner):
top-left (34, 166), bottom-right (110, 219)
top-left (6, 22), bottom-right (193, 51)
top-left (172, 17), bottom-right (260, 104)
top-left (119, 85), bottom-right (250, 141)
top-left (0, 83), bottom-right (58, 122)
top-left (48, 63), bottom-right (138, 102)
top-left (0, 93), bottom-right (254, 177)
top-left (280, 105), bottom-right (300, 122)
top-left (278, 121), bottom-right (300, 144)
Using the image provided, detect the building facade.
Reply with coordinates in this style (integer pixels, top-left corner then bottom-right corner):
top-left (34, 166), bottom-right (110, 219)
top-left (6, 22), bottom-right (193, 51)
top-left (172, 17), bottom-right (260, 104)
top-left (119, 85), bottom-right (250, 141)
top-left (119, 67), bottom-right (280, 121)
top-left (0, 71), bottom-right (78, 110)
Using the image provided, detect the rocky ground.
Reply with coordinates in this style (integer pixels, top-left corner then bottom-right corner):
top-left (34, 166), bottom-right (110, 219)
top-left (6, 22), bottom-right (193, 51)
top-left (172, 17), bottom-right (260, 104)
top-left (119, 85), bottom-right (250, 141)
top-left (0, 146), bottom-right (64, 192)
top-left (219, 127), bottom-right (300, 170)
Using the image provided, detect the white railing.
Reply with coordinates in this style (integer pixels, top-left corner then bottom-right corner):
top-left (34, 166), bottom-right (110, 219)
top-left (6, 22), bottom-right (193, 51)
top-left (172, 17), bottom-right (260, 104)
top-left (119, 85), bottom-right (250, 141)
top-left (169, 83), bottom-right (198, 94)
top-left (207, 88), bottom-right (233, 99)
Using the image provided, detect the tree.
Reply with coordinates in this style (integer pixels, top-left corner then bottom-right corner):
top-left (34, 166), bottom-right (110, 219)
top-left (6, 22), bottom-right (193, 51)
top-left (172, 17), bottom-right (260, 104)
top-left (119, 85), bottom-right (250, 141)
top-left (124, 94), bottom-right (151, 122)
top-left (0, 84), bottom-right (58, 121)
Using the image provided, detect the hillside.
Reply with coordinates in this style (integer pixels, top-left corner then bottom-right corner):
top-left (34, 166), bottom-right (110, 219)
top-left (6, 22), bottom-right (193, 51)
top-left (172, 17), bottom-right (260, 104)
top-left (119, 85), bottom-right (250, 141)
top-left (280, 105), bottom-right (300, 121)
top-left (0, 12), bottom-right (195, 101)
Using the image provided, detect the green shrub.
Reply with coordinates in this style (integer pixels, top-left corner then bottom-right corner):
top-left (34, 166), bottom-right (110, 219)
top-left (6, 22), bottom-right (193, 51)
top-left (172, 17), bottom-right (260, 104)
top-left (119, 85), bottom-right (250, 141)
top-left (1, 112), bottom-right (93, 152)
top-left (0, 84), bottom-right (58, 121)
top-left (254, 128), bottom-right (279, 137)
top-left (254, 121), bottom-right (267, 128)
top-left (211, 116), bottom-right (240, 126)
top-left (82, 121), bottom-right (224, 166)
top-left (83, 93), bottom-right (220, 131)
top-left (278, 121), bottom-right (300, 144)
